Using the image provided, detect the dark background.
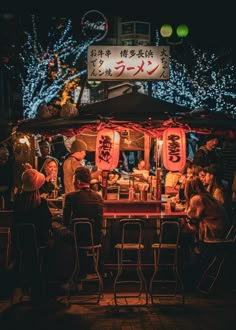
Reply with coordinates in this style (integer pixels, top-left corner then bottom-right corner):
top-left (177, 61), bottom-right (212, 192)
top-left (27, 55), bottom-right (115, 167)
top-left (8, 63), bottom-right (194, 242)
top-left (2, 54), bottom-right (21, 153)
top-left (0, 0), bottom-right (235, 50)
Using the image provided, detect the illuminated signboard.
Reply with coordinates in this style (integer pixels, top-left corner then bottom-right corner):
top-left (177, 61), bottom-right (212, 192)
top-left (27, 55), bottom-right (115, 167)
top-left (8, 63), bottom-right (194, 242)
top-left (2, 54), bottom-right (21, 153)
top-left (81, 10), bottom-right (108, 42)
top-left (87, 46), bottom-right (169, 81)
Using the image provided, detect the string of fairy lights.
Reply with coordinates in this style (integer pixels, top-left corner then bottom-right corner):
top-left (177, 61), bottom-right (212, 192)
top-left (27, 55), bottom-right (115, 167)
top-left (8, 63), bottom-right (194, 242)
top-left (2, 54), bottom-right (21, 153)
top-left (5, 15), bottom-right (236, 120)
top-left (147, 31), bottom-right (236, 115)
top-left (20, 17), bottom-right (95, 119)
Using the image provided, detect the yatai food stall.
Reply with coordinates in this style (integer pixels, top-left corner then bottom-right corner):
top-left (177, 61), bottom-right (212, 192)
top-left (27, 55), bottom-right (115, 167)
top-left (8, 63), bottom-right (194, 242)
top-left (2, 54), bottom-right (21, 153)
top-left (15, 91), bottom-right (192, 209)
top-left (14, 91), bottom-right (236, 271)
top-left (15, 91), bottom-right (236, 203)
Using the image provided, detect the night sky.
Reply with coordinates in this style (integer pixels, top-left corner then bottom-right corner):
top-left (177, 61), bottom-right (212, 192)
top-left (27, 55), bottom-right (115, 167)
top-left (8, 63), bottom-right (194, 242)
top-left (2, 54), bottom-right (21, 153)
top-left (0, 0), bottom-right (235, 51)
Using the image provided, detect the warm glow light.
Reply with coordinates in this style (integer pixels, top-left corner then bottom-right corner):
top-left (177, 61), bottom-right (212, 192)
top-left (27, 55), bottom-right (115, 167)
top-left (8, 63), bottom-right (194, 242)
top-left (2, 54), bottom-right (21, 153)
top-left (162, 128), bottom-right (186, 172)
top-left (18, 135), bottom-right (30, 147)
top-left (95, 129), bottom-right (120, 171)
top-left (160, 24), bottom-right (173, 38)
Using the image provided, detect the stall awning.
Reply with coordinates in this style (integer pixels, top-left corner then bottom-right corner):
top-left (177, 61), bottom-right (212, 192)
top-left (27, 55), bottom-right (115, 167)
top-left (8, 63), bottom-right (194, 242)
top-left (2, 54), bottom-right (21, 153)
top-left (15, 92), bottom-right (236, 138)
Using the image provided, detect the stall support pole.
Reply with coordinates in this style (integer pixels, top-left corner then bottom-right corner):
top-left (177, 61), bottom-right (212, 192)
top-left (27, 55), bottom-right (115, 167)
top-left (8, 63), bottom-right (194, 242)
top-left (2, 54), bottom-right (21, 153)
top-left (144, 134), bottom-right (151, 171)
top-left (155, 139), bottom-right (161, 200)
top-left (33, 135), bottom-right (38, 170)
top-left (102, 170), bottom-right (109, 200)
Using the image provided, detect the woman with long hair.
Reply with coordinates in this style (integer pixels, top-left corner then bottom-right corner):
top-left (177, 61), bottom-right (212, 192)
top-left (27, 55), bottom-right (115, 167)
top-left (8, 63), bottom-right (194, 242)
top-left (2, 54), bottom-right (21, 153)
top-left (40, 158), bottom-right (61, 197)
top-left (183, 176), bottom-right (230, 241)
top-left (204, 165), bottom-right (230, 207)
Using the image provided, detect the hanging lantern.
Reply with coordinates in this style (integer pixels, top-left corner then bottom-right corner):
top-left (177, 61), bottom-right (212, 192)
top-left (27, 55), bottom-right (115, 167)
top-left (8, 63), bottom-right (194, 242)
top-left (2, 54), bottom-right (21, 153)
top-left (95, 129), bottom-right (120, 171)
top-left (162, 128), bottom-right (186, 172)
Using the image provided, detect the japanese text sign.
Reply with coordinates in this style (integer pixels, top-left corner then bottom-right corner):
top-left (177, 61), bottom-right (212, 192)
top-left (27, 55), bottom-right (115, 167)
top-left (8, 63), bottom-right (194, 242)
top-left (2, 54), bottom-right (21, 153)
top-left (95, 129), bottom-right (120, 170)
top-left (162, 128), bottom-right (186, 172)
top-left (87, 46), bottom-right (169, 81)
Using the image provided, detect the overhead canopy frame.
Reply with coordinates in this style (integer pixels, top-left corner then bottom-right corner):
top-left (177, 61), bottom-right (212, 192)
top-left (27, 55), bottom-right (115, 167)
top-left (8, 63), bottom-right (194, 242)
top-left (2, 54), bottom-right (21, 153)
top-left (15, 92), bottom-right (236, 139)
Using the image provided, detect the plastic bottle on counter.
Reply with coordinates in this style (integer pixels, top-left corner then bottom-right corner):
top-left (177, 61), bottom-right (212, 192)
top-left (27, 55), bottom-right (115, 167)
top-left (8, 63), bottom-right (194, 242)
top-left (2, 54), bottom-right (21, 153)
top-left (165, 197), bottom-right (171, 213)
top-left (129, 186), bottom-right (134, 200)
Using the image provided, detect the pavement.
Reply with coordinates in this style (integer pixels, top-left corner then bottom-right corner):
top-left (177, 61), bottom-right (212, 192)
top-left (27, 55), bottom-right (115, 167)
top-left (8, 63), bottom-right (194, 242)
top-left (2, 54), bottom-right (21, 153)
top-left (1, 277), bottom-right (236, 330)
top-left (1, 244), bottom-right (236, 330)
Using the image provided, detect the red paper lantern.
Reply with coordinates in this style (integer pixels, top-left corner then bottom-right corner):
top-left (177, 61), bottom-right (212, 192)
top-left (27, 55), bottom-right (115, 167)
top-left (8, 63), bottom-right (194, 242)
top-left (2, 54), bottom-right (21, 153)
top-left (95, 129), bottom-right (120, 171)
top-left (162, 128), bottom-right (186, 171)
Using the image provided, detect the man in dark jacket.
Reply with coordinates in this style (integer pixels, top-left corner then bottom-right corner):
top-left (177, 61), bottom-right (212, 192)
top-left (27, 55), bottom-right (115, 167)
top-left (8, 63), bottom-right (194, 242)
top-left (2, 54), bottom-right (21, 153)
top-left (62, 166), bottom-right (104, 280)
top-left (193, 135), bottom-right (222, 169)
top-left (63, 167), bottom-right (104, 243)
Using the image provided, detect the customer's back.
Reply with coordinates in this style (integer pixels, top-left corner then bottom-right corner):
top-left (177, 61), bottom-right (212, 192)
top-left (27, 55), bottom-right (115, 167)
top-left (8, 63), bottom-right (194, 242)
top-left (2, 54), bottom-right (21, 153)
top-left (63, 167), bottom-right (104, 244)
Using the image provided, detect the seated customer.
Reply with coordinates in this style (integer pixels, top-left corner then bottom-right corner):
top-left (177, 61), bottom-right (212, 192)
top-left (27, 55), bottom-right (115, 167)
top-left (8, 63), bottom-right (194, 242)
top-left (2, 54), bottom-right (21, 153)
top-left (13, 169), bottom-right (52, 246)
top-left (12, 169), bottom-right (52, 303)
top-left (204, 165), bottom-right (230, 206)
top-left (63, 167), bottom-right (104, 280)
top-left (40, 158), bottom-right (61, 197)
top-left (180, 176), bottom-right (231, 289)
top-left (181, 177), bottom-right (230, 242)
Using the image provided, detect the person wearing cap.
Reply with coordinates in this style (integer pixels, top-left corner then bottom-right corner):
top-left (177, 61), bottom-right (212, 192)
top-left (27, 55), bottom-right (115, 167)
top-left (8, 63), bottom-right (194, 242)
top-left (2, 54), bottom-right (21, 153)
top-left (63, 139), bottom-right (101, 194)
top-left (193, 134), bottom-right (222, 169)
top-left (63, 139), bottom-right (88, 194)
top-left (13, 169), bottom-right (52, 246)
top-left (0, 146), bottom-right (14, 209)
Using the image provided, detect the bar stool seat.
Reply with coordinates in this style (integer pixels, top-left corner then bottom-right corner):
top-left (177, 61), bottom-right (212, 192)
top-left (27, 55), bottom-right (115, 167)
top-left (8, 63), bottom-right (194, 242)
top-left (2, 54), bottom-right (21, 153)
top-left (113, 219), bottom-right (148, 307)
top-left (0, 227), bottom-right (11, 270)
top-left (13, 223), bottom-right (48, 303)
top-left (197, 224), bottom-right (236, 295)
top-left (149, 220), bottom-right (184, 305)
top-left (65, 218), bottom-right (103, 304)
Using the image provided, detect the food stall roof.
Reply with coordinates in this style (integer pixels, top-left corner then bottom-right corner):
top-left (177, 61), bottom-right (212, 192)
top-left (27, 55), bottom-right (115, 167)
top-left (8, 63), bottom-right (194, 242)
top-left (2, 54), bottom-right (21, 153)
top-left (15, 91), bottom-right (236, 138)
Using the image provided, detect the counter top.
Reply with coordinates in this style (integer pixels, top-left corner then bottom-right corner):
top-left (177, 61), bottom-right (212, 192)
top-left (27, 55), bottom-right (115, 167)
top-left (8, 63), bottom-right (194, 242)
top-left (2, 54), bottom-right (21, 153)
top-left (104, 211), bottom-right (186, 219)
top-left (104, 199), bottom-right (163, 204)
top-left (50, 209), bottom-right (186, 219)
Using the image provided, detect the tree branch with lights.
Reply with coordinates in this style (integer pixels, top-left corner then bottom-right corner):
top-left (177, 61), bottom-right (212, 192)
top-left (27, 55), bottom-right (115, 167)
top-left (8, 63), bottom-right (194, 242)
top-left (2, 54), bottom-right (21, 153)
top-left (20, 16), bottom-right (95, 119)
top-left (144, 31), bottom-right (236, 115)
